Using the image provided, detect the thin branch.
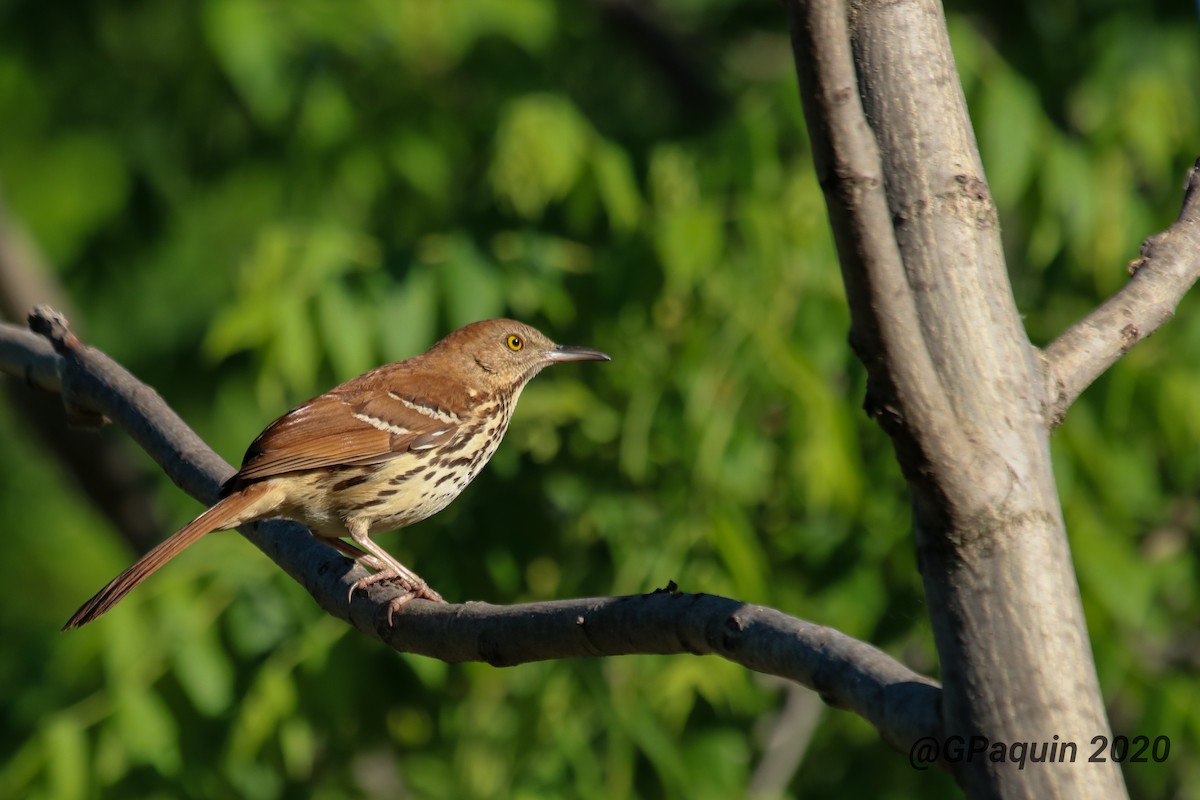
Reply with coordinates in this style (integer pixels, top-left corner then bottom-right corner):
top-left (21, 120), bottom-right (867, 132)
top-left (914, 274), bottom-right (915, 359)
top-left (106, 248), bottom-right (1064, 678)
top-left (1, 307), bottom-right (940, 753)
top-left (0, 325), bottom-right (59, 392)
top-left (1042, 158), bottom-right (1200, 426)
top-left (748, 682), bottom-right (824, 798)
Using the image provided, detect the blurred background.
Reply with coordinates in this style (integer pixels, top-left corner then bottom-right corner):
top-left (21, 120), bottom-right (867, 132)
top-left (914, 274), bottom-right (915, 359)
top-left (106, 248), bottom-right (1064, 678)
top-left (0, 0), bottom-right (1197, 798)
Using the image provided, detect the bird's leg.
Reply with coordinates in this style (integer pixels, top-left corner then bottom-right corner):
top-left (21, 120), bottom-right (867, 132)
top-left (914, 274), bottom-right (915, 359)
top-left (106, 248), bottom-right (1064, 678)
top-left (321, 536), bottom-right (388, 572)
top-left (344, 521), bottom-right (445, 617)
top-left (322, 533), bottom-right (443, 608)
top-left (335, 533), bottom-right (446, 606)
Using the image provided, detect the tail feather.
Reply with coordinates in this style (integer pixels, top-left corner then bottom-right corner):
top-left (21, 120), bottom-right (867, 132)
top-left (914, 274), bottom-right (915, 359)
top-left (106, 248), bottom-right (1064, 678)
top-left (63, 486), bottom-right (269, 630)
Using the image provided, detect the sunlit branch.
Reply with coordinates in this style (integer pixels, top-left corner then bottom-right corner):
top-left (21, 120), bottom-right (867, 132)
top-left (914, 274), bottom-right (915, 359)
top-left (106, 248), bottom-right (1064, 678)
top-left (1042, 158), bottom-right (1200, 427)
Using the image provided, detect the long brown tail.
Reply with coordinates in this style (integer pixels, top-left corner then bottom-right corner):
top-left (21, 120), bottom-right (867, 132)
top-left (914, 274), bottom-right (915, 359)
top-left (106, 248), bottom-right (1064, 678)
top-left (63, 486), bottom-right (267, 630)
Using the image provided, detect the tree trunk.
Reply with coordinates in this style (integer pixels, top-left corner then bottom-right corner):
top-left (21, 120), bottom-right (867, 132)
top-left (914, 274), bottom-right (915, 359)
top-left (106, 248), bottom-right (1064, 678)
top-left (785, 0), bottom-right (1127, 796)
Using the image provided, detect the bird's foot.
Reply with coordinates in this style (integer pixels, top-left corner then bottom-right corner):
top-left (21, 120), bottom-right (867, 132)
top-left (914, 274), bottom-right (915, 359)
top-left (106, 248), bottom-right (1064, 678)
top-left (348, 569), bottom-right (446, 624)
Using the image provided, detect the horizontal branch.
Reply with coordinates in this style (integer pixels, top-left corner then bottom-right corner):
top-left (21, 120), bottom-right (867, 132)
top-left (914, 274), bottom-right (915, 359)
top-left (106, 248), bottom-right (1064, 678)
top-left (2, 307), bottom-right (940, 752)
top-left (1042, 157), bottom-right (1200, 426)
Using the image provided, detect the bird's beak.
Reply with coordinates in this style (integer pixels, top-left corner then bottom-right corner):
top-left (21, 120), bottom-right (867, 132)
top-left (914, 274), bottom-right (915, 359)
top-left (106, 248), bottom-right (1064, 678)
top-left (545, 344), bottom-right (611, 363)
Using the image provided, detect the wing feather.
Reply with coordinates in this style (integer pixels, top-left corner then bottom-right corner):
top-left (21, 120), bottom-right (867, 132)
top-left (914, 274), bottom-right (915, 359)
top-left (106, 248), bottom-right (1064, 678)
top-left (232, 387), bottom-right (460, 482)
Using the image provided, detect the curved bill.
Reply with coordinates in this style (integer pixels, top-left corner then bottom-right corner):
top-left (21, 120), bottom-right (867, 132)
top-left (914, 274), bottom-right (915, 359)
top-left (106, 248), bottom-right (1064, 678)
top-left (546, 344), bottom-right (611, 363)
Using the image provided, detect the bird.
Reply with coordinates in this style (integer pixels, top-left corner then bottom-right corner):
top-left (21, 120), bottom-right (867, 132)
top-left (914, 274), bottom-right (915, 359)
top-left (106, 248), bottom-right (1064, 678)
top-left (63, 319), bottom-right (610, 629)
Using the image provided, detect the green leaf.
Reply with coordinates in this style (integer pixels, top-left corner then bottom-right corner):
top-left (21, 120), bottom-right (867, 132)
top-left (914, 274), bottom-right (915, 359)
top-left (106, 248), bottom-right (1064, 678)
top-left (173, 625), bottom-right (235, 716)
top-left (203, 0), bottom-right (292, 126)
top-left (298, 75), bottom-right (356, 149)
top-left (44, 717), bottom-right (87, 800)
top-left (114, 688), bottom-right (180, 773)
top-left (709, 508), bottom-right (769, 599)
top-left (2, 133), bottom-right (128, 264)
top-left (491, 94), bottom-right (592, 219)
top-left (435, 237), bottom-right (504, 324)
top-left (380, 267), bottom-right (439, 360)
top-left (592, 142), bottom-right (643, 233)
top-left (979, 66), bottom-right (1041, 206)
top-left (316, 282), bottom-right (376, 379)
top-left (390, 132), bottom-right (453, 205)
top-left (227, 664), bottom-right (297, 762)
top-left (656, 205), bottom-right (723, 293)
top-left (271, 293), bottom-right (318, 393)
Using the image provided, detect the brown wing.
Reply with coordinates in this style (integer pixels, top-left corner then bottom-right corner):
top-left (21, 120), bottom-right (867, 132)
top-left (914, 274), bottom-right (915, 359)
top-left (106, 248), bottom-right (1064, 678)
top-left (231, 382), bottom-right (461, 484)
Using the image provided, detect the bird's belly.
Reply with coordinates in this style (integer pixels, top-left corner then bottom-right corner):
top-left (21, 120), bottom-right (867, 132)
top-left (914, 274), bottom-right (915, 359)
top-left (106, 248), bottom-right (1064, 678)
top-left (303, 428), bottom-right (506, 535)
top-left (320, 468), bottom-right (453, 532)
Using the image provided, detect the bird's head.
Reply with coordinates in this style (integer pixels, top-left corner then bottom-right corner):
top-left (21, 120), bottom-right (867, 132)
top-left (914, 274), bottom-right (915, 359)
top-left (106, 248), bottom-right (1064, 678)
top-left (429, 318), bottom-right (610, 393)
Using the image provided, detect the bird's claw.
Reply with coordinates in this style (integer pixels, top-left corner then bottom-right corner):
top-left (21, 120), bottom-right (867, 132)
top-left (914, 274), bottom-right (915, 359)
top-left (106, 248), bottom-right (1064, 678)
top-left (347, 569), bottom-right (446, 624)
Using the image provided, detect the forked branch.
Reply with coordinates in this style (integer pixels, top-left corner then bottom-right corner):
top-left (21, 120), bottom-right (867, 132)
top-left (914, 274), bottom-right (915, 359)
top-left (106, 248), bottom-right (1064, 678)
top-left (1042, 158), bottom-right (1200, 426)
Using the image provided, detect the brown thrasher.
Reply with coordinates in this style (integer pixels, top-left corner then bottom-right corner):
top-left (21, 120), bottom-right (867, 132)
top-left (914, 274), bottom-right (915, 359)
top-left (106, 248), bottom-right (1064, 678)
top-left (63, 319), bottom-right (609, 629)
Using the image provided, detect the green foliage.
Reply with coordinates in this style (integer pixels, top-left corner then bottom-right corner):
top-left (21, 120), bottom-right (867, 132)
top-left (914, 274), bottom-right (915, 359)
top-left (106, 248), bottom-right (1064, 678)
top-left (0, 0), bottom-right (1197, 798)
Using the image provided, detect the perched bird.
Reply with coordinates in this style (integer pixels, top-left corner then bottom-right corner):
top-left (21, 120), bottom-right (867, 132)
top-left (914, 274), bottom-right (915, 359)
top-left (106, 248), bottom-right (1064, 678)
top-left (63, 319), bottom-right (609, 629)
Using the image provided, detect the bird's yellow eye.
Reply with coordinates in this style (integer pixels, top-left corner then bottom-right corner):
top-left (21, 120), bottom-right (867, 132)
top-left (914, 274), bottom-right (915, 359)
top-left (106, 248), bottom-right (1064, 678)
top-left (506, 334), bottom-right (524, 351)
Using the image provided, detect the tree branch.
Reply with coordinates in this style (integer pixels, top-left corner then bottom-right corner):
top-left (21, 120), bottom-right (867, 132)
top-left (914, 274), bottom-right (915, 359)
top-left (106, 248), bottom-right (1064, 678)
top-left (1, 307), bottom-right (940, 754)
top-left (1041, 158), bottom-right (1200, 426)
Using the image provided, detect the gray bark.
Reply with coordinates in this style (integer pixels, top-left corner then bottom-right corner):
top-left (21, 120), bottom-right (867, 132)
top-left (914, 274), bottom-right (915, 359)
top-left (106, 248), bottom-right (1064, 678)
top-left (781, 0), bottom-right (1200, 796)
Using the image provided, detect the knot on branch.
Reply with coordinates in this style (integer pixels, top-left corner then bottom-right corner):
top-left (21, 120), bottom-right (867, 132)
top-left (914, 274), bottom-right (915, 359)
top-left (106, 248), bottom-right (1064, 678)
top-left (27, 305), bottom-right (107, 428)
top-left (28, 305), bottom-right (79, 351)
